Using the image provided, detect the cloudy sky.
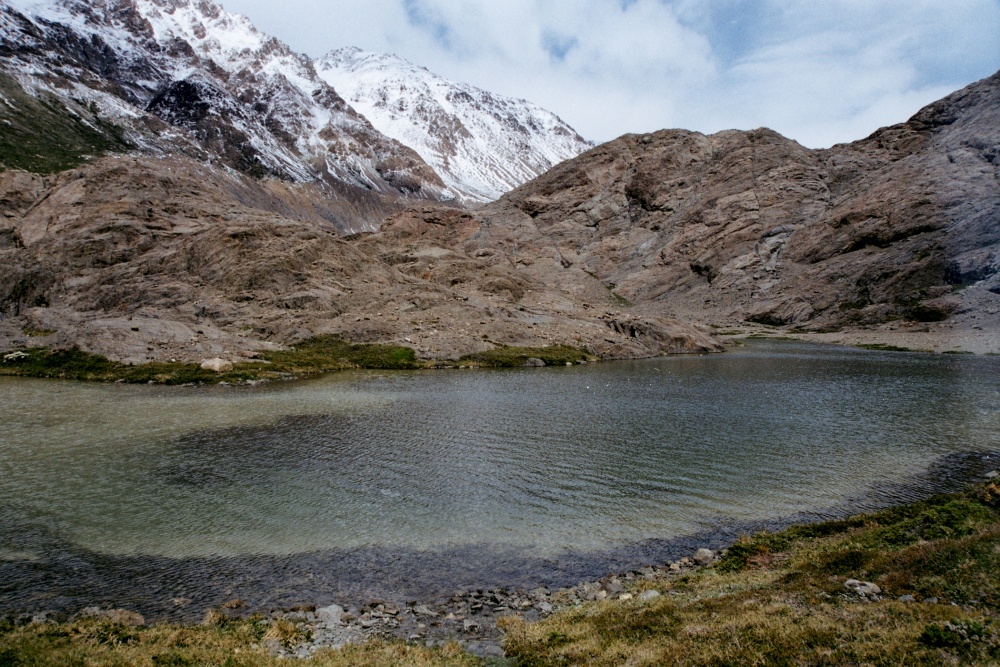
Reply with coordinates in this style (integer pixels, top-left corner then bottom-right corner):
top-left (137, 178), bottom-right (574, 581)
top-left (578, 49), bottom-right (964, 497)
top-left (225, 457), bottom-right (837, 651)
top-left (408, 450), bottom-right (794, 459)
top-left (217, 0), bottom-right (999, 147)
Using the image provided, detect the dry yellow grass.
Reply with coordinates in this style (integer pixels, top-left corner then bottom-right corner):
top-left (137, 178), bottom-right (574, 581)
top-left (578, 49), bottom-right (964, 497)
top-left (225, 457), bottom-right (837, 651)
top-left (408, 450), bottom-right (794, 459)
top-left (0, 619), bottom-right (483, 667)
top-left (502, 489), bottom-right (1000, 666)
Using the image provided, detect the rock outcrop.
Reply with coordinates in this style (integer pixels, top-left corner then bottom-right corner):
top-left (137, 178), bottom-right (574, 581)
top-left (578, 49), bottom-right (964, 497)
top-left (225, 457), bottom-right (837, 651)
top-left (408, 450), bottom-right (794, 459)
top-left (0, 64), bottom-right (996, 363)
top-left (0, 155), bottom-right (720, 364)
top-left (456, 69), bottom-right (1000, 335)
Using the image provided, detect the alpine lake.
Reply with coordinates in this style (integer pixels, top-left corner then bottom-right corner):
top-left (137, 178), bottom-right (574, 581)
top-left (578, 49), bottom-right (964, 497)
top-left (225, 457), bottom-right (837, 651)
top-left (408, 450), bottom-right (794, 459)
top-left (1, 340), bottom-right (998, 620)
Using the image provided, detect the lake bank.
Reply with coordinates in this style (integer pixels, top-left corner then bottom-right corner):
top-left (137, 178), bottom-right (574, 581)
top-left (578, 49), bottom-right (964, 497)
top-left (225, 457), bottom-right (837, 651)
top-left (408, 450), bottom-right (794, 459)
top-left (1, 340), bottom-right (998, 661)
top-left (3, 320), bottom-right (999, 386)
top-left (2, 449), bottom-right (996, 634)
top-left (4, 471), bottom-right (1000, 665)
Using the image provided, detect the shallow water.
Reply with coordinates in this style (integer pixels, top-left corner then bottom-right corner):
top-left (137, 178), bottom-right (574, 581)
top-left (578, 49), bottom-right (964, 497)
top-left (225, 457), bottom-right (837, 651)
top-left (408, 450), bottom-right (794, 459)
top-left (1, 341), bottom-right (998, 615)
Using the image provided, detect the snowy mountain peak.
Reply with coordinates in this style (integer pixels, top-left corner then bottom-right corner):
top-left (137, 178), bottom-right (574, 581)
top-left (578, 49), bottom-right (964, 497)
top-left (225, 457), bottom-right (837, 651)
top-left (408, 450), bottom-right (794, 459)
top-left (1, 0), bottom-right (592, 209)
top-left (316, 47), bottom-right (593, 203)
top-left (1, 0), bottom-right (450, 205)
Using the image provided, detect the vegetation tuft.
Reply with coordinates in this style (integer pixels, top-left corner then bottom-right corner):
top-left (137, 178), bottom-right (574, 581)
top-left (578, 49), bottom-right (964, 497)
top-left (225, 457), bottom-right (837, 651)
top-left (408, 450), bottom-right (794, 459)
top-left (0, 337), bottom-right (421, 385)
top-left (0, 619), bottom-right (481, 667)
top-left (259, 335), bottom-right (419, 372)
top-left (502, 483), bottom-right (1000, 666)
top-left (458, 345), bottom-right (591, 368)
top-left (857, 343), bottom-right (915, 352)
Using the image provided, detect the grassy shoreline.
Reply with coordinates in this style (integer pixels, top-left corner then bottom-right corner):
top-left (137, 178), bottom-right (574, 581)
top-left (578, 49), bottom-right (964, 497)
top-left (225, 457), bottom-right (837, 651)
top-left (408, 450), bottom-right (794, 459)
top-left (3, 478), bottom-right (999, 665)
top-left (0, 338), bottom-right (596, 385)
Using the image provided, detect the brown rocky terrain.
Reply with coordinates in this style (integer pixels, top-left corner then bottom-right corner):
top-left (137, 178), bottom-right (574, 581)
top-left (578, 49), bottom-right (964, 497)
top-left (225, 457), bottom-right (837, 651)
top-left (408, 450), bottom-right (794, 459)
top-left (455, 69), bottom-right (999, 352)
top-left (0, 155), bottom-right (720, 365)
top-left (0, 71), bottom-right (997, 365)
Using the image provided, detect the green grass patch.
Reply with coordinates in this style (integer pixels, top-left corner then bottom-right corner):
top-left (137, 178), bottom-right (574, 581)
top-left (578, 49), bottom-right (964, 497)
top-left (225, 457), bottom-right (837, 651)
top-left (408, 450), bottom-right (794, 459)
top-left (458, 344), bottom-right (592, 368)
top-left (0, 74), bottom-right (131, 174)
top-left (0, 347), bottom-right (261, 384)
top-left (0, 337), bottom-right (420, 384)
top-left (258, 336), bottom-right (418, 372)
top-left (0, 338), bottom-right (597, 383)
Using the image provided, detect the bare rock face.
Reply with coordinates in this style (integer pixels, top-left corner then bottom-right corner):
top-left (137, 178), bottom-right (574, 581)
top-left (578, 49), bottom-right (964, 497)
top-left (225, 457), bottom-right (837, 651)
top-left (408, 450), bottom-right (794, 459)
top-left (0, 68), bottom-right (996, 364)
top-left (474, 70), bottom-right (1000, 335)
top-left (0, 155), bottom-right (721, 363)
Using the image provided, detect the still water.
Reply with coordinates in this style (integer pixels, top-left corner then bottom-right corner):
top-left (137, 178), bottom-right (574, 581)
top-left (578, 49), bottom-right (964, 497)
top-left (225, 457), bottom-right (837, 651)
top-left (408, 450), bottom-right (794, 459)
top-left (1, 340), bottom-right (997, 566)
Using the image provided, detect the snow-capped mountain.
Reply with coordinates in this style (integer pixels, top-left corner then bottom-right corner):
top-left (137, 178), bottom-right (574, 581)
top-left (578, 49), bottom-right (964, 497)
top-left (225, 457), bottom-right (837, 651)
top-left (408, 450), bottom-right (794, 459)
top-left (316, 47), bottom-right (593, 203)
top-left (0, 0), bottom-right (593, 207)
top-left (0, 0), bottom-right (449, 199)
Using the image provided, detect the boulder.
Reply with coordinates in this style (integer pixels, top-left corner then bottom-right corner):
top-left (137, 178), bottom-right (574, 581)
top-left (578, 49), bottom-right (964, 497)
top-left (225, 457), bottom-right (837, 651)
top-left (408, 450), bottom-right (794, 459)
top-left (638, 590), bottom-right (661, 601)
top-left (693, 548), bottom-right (716, 566)
top-left (316, 604), bottom-right (344, 626)
top-left (524, 357), bottom-right (546, 367)
top-left (200, 358), bottom-right (233, 372)
top-left (844, 579), bottom-right (882, 598)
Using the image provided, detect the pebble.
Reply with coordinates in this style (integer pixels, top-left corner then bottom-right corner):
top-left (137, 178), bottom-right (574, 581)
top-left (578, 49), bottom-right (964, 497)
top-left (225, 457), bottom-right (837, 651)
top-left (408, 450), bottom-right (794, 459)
top-left (257, 546), bottom-right (721, 657)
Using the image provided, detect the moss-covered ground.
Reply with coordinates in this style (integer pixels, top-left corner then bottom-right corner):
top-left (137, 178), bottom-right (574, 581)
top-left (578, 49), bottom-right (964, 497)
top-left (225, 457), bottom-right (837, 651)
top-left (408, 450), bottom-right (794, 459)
top-left (0, 337), bottom-right (419, 384)
top-left (502, 481), bottom-right (1000, 666)
top-left (0, 338), bottom-right (593, 384)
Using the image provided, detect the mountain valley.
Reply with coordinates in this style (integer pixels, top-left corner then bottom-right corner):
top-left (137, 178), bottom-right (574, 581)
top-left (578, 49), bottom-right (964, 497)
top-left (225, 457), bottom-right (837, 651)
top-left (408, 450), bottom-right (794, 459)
top-left (0, 0), bottom-right (997, 369)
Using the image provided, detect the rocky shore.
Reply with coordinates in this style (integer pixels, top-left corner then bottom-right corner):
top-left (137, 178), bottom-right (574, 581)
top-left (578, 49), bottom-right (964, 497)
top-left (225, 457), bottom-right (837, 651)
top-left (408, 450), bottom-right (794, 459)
top-left (254, 547), bottom-right (722, 659)
top-left (8, 546), bottom-right (724, 660)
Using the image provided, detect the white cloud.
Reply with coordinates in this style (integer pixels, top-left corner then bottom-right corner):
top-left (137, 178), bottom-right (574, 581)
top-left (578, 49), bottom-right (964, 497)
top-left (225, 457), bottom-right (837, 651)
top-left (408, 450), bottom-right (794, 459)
top-left (217, 0), bottom-right (1000, 147)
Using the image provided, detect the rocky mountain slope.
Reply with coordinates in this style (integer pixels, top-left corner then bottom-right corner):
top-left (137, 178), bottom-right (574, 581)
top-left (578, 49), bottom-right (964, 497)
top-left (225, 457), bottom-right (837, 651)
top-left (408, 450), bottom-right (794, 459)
top-left (0, 154), bottom-right (721, 365)
top-left (0, 38), bottom-right (995, 364)
top-left (0, 0), bottom-right (451, 212)
top-left (0, 0), bottom-right (594, 214)
top-left (316, 48), bottom-right (592, 203)
top-left (425, 69), bottom-right (998, 341)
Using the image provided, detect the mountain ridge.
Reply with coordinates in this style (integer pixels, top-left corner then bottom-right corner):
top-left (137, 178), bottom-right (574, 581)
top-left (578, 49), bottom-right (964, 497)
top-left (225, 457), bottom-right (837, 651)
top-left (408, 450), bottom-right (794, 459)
top-left (0, 0), bottom-right (594, 211)
top-left (0, 4), bottom-right (996, 365)
top-left (316, 47), bottom-right (592, 203)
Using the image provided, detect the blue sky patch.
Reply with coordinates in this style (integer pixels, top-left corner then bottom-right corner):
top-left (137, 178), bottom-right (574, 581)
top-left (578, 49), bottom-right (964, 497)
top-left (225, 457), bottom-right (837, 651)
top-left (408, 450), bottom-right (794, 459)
top-left (541, 30), bottom-right (579, 63)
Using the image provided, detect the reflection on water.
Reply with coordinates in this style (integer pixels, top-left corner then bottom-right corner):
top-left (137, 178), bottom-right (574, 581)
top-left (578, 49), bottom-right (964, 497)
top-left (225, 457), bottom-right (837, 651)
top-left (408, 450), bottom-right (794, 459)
top-left (1, 341), bottom-right (997, 564)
